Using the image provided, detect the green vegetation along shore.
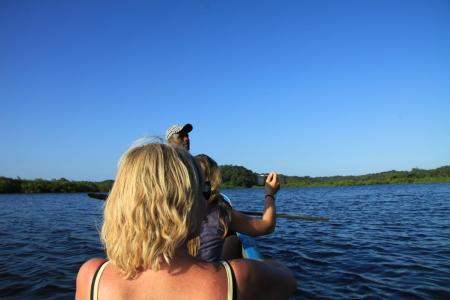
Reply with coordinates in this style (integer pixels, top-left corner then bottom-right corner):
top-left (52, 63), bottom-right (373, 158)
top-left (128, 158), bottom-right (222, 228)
top-left (221, 165), bottom-right (450, 188)
top-left (1, 166), bottom-right (449, 193)
top-left (0, 177), bottom-right (113, 194)
top-left (279, 166), bottom-right (450, 187)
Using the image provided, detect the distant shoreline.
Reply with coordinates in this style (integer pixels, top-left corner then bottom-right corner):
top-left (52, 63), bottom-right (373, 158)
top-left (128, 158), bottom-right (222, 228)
top-left (1, 165), bottom-right (449, 193)
top-left (221, 165), bottom-right (450, 188)
top-left (272, 178), bottom-right (450, 188)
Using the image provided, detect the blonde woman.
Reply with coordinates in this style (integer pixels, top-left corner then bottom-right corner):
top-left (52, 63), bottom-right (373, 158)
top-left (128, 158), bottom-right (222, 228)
top-left (76, 143), bottom-right (296, 300)
top-left (189, 154), bottom-right (280, 262)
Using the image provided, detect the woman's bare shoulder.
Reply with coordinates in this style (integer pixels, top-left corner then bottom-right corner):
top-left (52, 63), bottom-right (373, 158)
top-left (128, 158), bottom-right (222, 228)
top-left (75, 258), bottom-right (107, 300)
top-left (78, 258), bottom-right (108, 280)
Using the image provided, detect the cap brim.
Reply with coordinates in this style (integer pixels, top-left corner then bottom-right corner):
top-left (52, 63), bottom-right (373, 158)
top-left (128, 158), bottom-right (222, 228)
top-left (181, 123), bottom-right (193, 133)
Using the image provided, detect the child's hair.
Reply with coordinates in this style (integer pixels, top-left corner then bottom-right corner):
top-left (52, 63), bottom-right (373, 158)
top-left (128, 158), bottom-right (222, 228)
top-left (187, 154), bottom-right (231, 257)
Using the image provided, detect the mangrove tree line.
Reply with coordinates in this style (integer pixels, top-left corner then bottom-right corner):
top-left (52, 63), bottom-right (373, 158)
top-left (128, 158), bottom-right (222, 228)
top-left (1, 165), bottom-right (449, 193)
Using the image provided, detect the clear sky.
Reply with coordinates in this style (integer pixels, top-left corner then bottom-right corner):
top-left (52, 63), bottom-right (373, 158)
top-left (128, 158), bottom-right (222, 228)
top-left (1, 0), bottom-right (449, 181)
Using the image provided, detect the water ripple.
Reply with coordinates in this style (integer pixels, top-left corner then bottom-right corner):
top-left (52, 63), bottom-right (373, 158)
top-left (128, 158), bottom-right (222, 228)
top-left (227, 184), bottom-right (450, 299)
top-left (1, 184), bottom-right (450, 299)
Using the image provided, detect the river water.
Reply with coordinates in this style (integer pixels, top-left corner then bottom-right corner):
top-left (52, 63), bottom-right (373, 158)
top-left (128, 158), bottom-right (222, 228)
top-left (1, 184), bottom-right (449, 299)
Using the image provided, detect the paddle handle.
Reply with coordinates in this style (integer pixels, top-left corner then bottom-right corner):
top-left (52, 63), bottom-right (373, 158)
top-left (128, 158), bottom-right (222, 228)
top-left (240, 211), bottom-right (329, 221)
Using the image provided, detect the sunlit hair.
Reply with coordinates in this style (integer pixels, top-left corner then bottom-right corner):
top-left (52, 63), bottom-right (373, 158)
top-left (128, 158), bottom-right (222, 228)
top-left (102, 143), bottom-right (205, 279)
top-left (188, 154), bottom-right (231, 257)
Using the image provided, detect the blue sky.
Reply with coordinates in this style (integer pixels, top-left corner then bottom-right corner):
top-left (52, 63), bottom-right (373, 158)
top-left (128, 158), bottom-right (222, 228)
top-left (1, 0), bottom-right (449, 181)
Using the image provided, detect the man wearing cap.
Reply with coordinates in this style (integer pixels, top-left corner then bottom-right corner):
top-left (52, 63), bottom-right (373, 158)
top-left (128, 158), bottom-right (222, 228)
top-left (166, 123), bottom-right (193, 151)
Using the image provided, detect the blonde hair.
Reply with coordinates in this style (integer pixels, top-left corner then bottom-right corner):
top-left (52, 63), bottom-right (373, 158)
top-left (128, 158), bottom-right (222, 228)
top-left (102, 143), bottom-right (205, 279)
top-left (188, 154), bottom-right (231, 257)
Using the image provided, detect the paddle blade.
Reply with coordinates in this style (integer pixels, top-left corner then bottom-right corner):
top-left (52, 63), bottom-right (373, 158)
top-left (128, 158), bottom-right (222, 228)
top-left (87, 192), bottom-right (108, 200)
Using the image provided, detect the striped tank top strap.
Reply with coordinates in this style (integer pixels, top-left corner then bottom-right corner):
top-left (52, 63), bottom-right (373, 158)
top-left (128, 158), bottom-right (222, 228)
top-left (90, 261), bottom-right (109, 300)
top-left (221, 260), bottom-right (237, 300)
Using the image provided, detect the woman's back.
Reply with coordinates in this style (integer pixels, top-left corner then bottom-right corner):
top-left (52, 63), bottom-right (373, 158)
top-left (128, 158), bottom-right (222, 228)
top-left (77, 254), bottom-right (295, 300)
top-left (77, 255), bottom-right (231, 300)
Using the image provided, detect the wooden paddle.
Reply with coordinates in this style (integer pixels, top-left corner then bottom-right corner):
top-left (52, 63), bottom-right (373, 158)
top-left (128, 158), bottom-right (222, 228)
top-left (88, 192), bottom-right (108, 200)
top-left (240, 211), bottom-right (328, 221)
top-left (87, 192), bottom-right (329, 221)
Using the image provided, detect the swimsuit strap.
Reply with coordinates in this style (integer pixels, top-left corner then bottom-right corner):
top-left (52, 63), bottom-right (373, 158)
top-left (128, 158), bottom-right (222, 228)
top-left (221, 260), bottom-right (238, 300)
top-left (90, 261), bottom-right (110, 300)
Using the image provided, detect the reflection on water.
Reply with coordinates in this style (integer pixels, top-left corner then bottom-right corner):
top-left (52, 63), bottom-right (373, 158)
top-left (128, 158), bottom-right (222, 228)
top-left (1, 184), bottom-right (450, 299)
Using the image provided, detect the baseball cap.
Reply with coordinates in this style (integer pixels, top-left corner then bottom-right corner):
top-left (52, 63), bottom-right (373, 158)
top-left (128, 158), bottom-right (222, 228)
top-left (165, 123), bottom-right (193, 141)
